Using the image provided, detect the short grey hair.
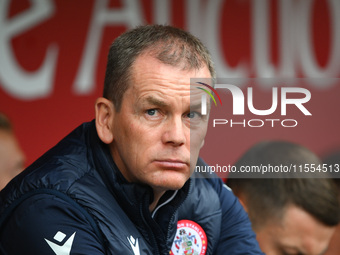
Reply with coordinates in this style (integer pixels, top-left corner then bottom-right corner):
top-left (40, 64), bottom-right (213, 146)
top-left (103, 24), bottom-right (215, 111)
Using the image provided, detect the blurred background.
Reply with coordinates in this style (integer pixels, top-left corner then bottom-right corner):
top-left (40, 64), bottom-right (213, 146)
top-left (0, 0), bottom-right (339, 168)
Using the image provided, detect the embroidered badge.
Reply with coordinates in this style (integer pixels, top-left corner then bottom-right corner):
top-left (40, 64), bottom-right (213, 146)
top-left (170, 220), bottom-right (207, 255)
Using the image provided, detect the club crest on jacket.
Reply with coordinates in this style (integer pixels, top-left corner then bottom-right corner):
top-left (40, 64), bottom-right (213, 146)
top-left (170, 220), bottom-right (207, 255)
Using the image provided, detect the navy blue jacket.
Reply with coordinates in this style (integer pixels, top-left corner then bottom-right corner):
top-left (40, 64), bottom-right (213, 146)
top-left (0, 121), bottom-right (263, 254)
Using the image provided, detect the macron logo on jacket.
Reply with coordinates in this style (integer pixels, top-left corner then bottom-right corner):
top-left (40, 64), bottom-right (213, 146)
top-left (45, 231), bottom-right (76, 255)
top-left (127, 235), bottom-right (140, 255)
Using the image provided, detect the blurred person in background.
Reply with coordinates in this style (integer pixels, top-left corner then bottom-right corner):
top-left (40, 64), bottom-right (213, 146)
top-left (0, 113), bottom-right (25, 190)
top-left (322, 150), bottom-right (340, 255)
top-left (226, 141), bottom-right (340, 255)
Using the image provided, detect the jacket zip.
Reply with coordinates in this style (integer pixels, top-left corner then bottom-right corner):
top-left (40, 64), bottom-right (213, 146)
top-left (166, 179), bottom-right (192, 244)
top-left (139, 202), bottom-right (161, 255)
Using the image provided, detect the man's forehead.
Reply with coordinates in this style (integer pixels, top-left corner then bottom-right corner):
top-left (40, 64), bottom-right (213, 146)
top-left (131, 53), bottom-right (210, 78)
top-left (127, 54), bottom-right (212, 103)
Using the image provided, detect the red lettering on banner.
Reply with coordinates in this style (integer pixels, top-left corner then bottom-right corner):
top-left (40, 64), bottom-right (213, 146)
top-left (0, 0), bottom-right (339, 168)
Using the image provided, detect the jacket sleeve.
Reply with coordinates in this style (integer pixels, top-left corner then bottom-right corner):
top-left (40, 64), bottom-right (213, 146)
top-left (0, 192), bottom-right (105, 255)
top-left (207, 177), bottom-right (264, 254)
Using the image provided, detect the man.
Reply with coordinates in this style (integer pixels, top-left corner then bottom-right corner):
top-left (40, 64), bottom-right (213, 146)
top-left (227, 141), bottom-right (340, 255)
top-left (0, 25), bottom-right (263, 254)
top-left (0, 113), bottom-right (25, 190)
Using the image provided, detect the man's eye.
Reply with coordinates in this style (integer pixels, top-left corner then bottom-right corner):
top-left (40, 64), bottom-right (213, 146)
top-left (146, 109), bottom-right (157, 116)
top-left (187, 112), bottom-right (200, 119)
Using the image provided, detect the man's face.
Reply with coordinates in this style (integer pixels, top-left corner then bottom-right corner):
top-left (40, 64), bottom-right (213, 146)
top-left (256, 205), bottom-right (335, 255)
top-left (109, 54), bottom-right (210, 193)
top-left (0, 130), bottom-right (25, 190)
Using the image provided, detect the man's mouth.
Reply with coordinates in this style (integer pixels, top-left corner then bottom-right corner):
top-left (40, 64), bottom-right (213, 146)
top-left (153, 159), bottom-right (188, 169)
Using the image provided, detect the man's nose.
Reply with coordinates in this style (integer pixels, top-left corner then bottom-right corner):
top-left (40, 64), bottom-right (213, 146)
top-left (161, 116), bottom-right (186, 146)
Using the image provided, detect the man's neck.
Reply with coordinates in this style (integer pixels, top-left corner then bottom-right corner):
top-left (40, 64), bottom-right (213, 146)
top-left (149, 190), bottom-right (166, 212)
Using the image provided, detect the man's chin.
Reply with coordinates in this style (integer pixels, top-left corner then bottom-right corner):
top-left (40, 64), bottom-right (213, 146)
top-left (151, 172), bottom-right (189, 191)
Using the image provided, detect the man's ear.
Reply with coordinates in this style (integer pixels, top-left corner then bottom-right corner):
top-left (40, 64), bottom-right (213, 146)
top-left (200, 139), bottom-right (205, 149)
top-left (237, 194), bottom-right (249, 213)
top-left (95, 97), bottom-right (115, 144)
